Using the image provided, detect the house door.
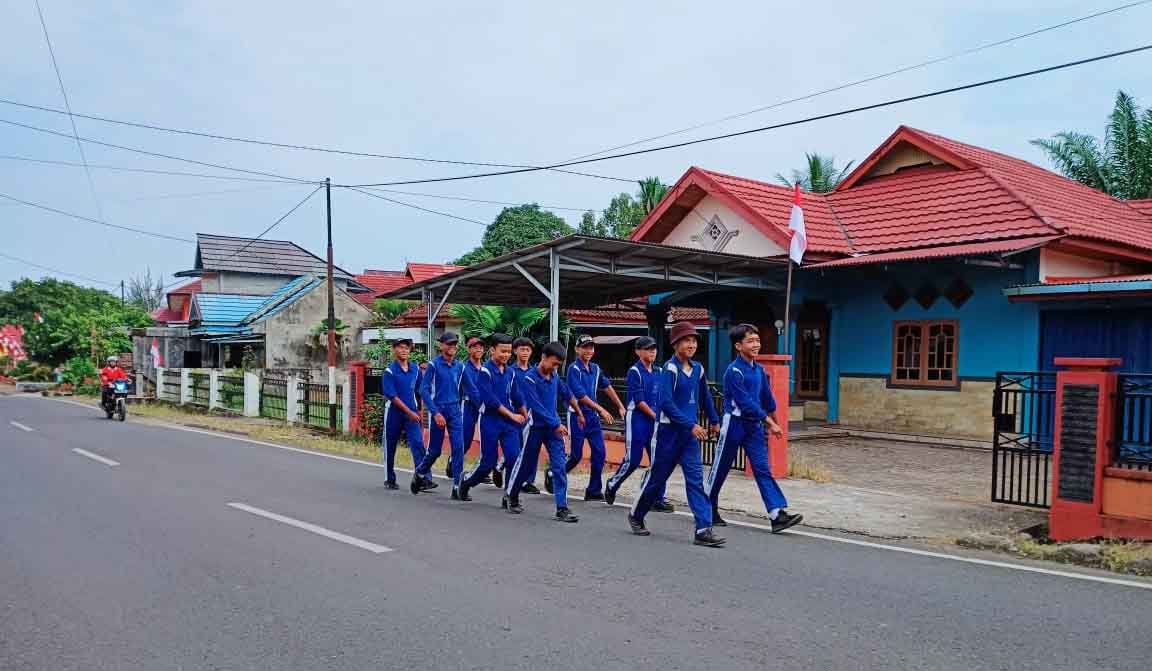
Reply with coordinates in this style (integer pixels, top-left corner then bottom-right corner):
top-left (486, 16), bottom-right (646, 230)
top-left (731, 295), bottom-right (777, 355)
top-left (795, 303), bottom-right (829, 399)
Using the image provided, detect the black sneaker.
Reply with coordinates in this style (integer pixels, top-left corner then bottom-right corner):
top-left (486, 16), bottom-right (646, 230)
top-left (480, 474), bottom-right (493, 485)
top-left (457, 483), bottom-right (473, 502)
top-left (423, 478), bottom-right (439, 490)
top-left (652, 500), bottom-right (675, 514)
top-left (521, 483), bottom-right (541, 495)
top-left (506, 498), bottom-right (523, 514)
top-left (384, 481), bottom-right (400, 490)
top-left (712, 510), bottom-right (728, 527)
top-left (603, 486), bottom-right (617, 506)
top-left (410, 478), bottom-right (423, 495)
top-left (555, 507), bottom-right (579, 523)
top-left (501, 495), bottom-right (509, 509)
top-left (694, 528), bottom-right (726, 547)
top-left (770, 511), bottom-right (803, 534)
top-left (491, 469), bottom-right (503, 488)
top-left (584, 491), bottom-right (605, 502)
top-left (544, 471), bottom-right (554, 494)
top-left (627, 515), bottom-right (650, 536)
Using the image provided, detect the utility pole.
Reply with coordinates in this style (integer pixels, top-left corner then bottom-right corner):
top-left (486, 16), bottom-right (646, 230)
top-left (325, 178), bottom-right (337, 432)
top-left (120, 280), bottom-right (125, 306)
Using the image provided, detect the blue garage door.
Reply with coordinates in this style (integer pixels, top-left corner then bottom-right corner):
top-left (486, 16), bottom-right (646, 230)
top-left (1039, 309), bottom-right (1152, 372)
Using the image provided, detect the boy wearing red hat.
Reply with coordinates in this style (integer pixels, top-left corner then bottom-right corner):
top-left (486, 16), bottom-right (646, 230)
top-left (627, 322), bottom-right (725, 547)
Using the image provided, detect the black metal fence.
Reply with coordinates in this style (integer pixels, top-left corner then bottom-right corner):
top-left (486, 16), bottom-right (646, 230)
top-left (298, 381), bottom-right (343, 430)
top-left (991, 371), bottom-right (1056, 508)
top-left (260, 374), bottom-right (288, 420)
top-left (219, 374), bottom-right (245, 412)
top-left (189, 373), bottom-right (210, 407)
top-left (1115, 373), bottom-right (1152, 472)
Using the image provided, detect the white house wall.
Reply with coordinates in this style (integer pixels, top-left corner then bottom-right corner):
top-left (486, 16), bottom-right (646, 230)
top-left (660, 195), bottom-right (787, 258)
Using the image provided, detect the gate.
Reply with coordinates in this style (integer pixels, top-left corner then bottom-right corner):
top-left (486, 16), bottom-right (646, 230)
top-left (991, 371), bottom-right (1056, 508)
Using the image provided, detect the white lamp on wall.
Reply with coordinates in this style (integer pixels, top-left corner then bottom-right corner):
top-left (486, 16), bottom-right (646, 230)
top-left (774, 319), bottom-right (785, 336)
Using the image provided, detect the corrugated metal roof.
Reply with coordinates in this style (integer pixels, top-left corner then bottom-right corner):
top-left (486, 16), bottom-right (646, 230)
top-left (187, 234), bottom-right (356, 279)
top-left (244, 276), bottom-right (323, 323)
top-left (193, 294), bottom-right (268, 325)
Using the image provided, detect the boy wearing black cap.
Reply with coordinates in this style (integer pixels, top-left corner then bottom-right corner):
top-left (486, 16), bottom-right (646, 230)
top-left (604, 336), bottom-right (671, 511)
top-left (506, 341), bottom-right (581, 522)
top-left (458, 333), bottom-right (524, 501)
top-left (414, 331), bottom-right (478, 497)
top-left (379, 337), bottom-right (427, 490)
top-left (705, 323), bottom-right (802, 533)
top-left (628, 322), bottom-right (725, 547)
top-left (550, 334), bottom-right (626, 501)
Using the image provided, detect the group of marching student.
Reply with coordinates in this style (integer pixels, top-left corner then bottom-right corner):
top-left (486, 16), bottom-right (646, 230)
top-left (378, 320), bottom-right (803, 547)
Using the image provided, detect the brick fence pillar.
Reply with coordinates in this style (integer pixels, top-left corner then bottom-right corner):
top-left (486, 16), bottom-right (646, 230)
top-left (754, 354), bottom-right (791, 478)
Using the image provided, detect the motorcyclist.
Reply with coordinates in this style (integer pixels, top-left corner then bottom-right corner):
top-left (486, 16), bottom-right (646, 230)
top-left (99, 356), bottom-right (129, 409)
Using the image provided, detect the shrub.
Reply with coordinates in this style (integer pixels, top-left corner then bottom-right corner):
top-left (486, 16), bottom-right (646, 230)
top-left (62, 355), bottom-right (98, 386)
top-left (359, 394), bottom-right (386, 441)
top-left (11, 360), bottom-right (54, 381)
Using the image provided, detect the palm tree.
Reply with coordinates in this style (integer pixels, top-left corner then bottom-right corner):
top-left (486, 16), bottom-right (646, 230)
top-left (372, 298), bottom-right (416, 326)
top-left (1032, 90), bottom-right (1152, 200)
top-left (775, 153), bottom-right (855, 193)
top-left (636, 177), bottom-right (670, 214)
top-left (449, 305), bottom-right (572, 344)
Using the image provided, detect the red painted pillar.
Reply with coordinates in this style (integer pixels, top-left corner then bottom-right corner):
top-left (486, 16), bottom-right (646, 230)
top-left (348, 360), bottom-right (368, 436)
top-left (1048, 357), bottom-right (1120, 542)
top-left (754, 354), bottom-right (791, 478)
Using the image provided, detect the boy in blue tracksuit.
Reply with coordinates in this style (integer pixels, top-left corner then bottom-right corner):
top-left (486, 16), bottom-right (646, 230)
top-left (550, 335), bottom-right (626, 500)
top-left (414, 331), bottom-right (478, 497)
top-left (628, 322), bottom-right (726, 547)
top-left (505, 341), bottom-right (581, 523)
top-left (459, 333), bottom-right (525, 502)
top-left (604, 336), bottom-right (671, 511)
top-left (705, 323), bottom-right (803, 533)
top-left (508, 337), bottom-right (541, 494)
top-left (380, 337), bottom-right (427, 490)
top-left (453, 337), bottom-right (487, 482)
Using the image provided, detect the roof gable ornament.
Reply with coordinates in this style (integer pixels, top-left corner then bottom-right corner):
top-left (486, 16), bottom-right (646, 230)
top-left (689, 214), bottom-right (740, 252)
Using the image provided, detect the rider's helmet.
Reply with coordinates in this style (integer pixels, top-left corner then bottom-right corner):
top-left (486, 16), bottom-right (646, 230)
top-left (106, 356), bottom-right (119, 366)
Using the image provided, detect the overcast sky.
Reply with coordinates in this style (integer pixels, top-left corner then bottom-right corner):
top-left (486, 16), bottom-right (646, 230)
top-left (2, 1), bottom-right (1149, 293)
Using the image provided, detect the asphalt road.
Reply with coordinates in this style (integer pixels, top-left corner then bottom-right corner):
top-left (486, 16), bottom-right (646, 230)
top-left (2, 396), bottom-right (1150, 671)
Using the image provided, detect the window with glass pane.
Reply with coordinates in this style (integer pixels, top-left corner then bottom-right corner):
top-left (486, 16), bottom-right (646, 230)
top-left (891, 320), bottom-right (958, 387)
top-left (797, 325), bottom-right (825, 398)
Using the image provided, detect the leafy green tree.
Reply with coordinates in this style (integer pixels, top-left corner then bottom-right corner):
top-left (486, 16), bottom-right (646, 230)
top-left (1032, 90), bottom-right (1152, 200)
top-left (371, 298), bottom-right (416, 326)
top-left (0, 278), bottom-right (151, 365)
top-left (453, 204), bottom-right (573, 265)
top-left (580, 177), bottom-right (669, 240)
top-left (637, 176), bottom-right (670, 213)
top-left (449, 305), bottom-right (571, 345)
top-left (775, 153), bottom-right (854, 193)
top-left (578, 210), bottom-right (609, 237)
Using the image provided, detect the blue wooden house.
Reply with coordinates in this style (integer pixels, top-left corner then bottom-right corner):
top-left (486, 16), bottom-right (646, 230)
top-left (632, 127), bottom-right (1152, 440)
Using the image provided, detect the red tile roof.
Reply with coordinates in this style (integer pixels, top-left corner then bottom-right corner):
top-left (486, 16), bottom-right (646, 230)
top-left (152, 279), bottom-right (203, 323)
top-left (352, 270), bottom-right (411, 305)
top-left (633, 126), bottom-right (1152, 263)
top-left (169, 279), bottom-right (202, 294)
top-left (806, 236), bottom-right (1057, 269)
top-left (407, 263), bottom-right (466, 283)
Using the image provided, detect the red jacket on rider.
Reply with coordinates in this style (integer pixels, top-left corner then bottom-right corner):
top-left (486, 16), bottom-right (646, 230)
top-left (100, 366), bottom-right (129, 386)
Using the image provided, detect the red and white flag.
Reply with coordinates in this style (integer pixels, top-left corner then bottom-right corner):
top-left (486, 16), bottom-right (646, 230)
top-left (150, 337), bottom-right (163, 368)
top-left (788, 184), bottom-right (807, 265)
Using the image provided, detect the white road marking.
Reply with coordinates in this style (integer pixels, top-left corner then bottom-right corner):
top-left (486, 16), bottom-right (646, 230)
top-left (227, 503), bottom-right (392, 554)
top-left (39, 396), bottom-right (1152, 590)
top-left (71, 448), bottom-right (120, 467)
top-left (9, 421), bottom-right (34, 432)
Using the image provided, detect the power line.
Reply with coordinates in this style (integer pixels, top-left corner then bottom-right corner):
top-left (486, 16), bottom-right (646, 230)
top-left (0, 153), bottom-right (307, 183)
top-left (563, 0), bottom-right (1152, 161)
top-left (32, 0), bottom-right (108, 225)
top-left (0, 98), bottom-right (635, 184)
top-left (346, 186), bottom-right (488, 227)
top-left (345, 44), bottom-right (1152, 188)
top-left (0, 191), bottom-right (195, 243)
top-left (357, 186), bottom-right (594, 212)
top-left (0, 117), bottom-right (316, 183)
top-left (0, 249), bottom-right (117, 286)
top-left (229, 185), bottom-right (325, 258)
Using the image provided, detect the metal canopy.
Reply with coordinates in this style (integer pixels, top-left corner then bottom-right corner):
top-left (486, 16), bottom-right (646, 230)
top-left (376, 234), bottom-right (788, 347)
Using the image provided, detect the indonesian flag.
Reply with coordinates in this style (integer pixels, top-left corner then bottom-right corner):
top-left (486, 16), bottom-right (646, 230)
top-left (33, 312), bottom-right (44, 324)
top-left (151, 337), bottom-right (163, 368)
top-left (788, 184), bottom-right (807, 265)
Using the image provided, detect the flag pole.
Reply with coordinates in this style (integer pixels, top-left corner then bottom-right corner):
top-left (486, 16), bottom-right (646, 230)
top-left (783, 260), bottom-right (794, 354)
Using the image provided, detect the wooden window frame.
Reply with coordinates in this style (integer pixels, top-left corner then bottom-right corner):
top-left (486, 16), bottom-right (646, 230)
top-left (889, 320), bottom-right (960, 389)
top-left (795, 320), bottom-right (828, 400)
